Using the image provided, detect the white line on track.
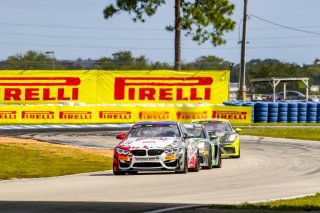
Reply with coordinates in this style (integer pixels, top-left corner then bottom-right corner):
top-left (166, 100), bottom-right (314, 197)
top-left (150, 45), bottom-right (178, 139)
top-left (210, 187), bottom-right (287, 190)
top-left (143, 205), bottom-right (203, 213)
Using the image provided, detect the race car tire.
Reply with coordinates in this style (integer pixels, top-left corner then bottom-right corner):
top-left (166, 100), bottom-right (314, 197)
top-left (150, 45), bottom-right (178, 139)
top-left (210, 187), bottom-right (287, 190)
top-left (203, 146), bottom-right (213, 170)
top-left (190, 152), bottom-right (200, 172)
top-left (176, 150), bottom-right (188, 174)
top-left (213, 150), bottom-right (222, 168)
top-left (113, 169), bottom-right (126, 175)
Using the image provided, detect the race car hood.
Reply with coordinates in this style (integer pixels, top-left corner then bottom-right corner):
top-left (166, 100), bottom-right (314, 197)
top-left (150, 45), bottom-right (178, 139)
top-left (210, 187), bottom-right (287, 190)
top-left (119, 137), bottom-right (180, 149)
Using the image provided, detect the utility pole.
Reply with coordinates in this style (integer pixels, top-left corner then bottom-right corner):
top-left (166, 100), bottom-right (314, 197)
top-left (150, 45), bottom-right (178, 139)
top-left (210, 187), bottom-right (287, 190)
top-left (239, 0), bottom-right (248, 101)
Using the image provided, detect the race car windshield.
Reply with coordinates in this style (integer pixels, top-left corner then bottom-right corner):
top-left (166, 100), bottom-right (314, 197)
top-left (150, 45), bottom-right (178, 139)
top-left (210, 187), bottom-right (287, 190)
top-left (203, 122), bottom-right (231, 132)
top-left (127, 124), bottom-right (181, 138)
top-left (186, 128), bottom-right (205, 138)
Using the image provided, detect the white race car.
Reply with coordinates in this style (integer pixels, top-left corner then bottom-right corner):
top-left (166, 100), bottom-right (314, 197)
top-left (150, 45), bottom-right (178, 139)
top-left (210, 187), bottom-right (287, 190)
top-left (113, 121), bottom-right (200, 175)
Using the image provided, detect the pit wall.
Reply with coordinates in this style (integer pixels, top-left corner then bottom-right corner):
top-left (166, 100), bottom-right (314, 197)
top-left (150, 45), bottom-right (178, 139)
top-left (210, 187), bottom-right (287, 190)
top-left (224, 101), bottom-right (320, 123)
top-left (0, 104), bottom-right (252, 125)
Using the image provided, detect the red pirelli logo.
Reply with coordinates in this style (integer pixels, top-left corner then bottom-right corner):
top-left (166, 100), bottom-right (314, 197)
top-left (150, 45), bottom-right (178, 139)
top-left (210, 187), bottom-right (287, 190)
top-left (22, 111), bottom-right (54, 119)
top-left (212, 111), bottom-right (247, 120)
top-left (99, 111), bottom-right (132, 119)
top-left (0, 111), bottom-right (17, 119)
top-left (114, 77), bottom-right (213, 101)
top-left (1, 77), bottom-right (80, 101)
top-left (177, 111), bottom-right (207, 120)
top-left (139, 111), bottom-right (170, 120)
top-left (59, 111), bottom-right (92, 119)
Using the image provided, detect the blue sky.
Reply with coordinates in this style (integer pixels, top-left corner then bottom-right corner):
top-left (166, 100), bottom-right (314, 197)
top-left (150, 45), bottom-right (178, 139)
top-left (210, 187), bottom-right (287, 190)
top-left (1, 0), bottom-right (320, 65)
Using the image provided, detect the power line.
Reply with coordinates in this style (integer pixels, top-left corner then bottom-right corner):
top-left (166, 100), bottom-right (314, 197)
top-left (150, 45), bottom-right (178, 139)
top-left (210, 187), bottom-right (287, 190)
top-left (2, 21), bottom-right (320, 32)
top-left (250, 14), bottom-right (320, 35)
top-left (2, 32), bottom-right (320, 42)
top-left (0, 22), bottom-right (166, 31)
top-left (2, 41), bottom-right (320, 50)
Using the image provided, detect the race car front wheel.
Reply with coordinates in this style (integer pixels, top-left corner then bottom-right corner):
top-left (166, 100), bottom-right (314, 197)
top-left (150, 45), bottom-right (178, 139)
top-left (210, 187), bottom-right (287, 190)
top-left (203, 146), bottom-right (213, 170)
top-left (213, 150), bottom-right (222, 168)
top-left (176, 150), bottom-right (188, 174)
top-left (113, 164), bottom-right (126, 175)
top-left (189, 152), bottom-right (200, 172)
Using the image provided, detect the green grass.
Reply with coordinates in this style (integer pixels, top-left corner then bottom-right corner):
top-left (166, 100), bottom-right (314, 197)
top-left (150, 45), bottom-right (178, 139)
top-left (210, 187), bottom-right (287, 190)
top-left (0, 141), bottom-right (112, 180)
top-left (241, 128), bottom-right (320, 140)
top-left (211, 193), bottom-right (320, 211)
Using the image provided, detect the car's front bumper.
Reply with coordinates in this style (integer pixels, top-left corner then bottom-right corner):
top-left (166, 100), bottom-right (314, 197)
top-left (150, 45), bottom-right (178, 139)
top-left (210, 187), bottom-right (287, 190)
top-left (220, 138), bottom-right (240, 157)
top-left (114, 152), bottom-right (184, 172)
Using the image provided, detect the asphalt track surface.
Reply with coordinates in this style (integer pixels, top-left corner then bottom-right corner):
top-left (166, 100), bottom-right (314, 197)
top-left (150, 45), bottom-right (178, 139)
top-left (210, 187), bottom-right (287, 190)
top-left (0, 129), bottom-right (320, 212)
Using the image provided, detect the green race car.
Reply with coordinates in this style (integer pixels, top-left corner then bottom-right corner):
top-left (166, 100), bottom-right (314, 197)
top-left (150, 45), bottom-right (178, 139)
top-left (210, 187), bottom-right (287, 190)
top-left (185, 123), bottom-right (222, 169)
top-left (191, 119), bottom-right (241, 158)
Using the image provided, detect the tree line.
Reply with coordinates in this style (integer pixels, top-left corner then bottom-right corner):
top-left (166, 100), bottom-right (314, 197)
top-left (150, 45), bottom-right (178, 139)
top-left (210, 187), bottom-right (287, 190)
top-left (1, 50), bottom-right (320, 94)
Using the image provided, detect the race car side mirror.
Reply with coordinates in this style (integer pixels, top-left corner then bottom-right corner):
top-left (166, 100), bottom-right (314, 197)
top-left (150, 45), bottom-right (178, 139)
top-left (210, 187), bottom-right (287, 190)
top-left (116, 134), bottom-right (126, 139)
top-left (210, 135), bottom-right (219, 140)
top-left (183, 133), bottom-right (194, 139)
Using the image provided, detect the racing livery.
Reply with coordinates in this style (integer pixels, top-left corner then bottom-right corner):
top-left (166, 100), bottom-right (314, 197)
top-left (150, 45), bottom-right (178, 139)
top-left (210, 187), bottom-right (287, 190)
top-left (185, 123), bottom-right (222, 169)
top-left (113, 121), bottom-right (200, 175)
top-left (191, 119), bottom-right (241, 158)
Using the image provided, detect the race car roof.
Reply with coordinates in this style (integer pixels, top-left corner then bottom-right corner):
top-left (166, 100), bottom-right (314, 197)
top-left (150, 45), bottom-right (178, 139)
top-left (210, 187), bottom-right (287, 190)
top-left (134, 121), bottom-right (179, 125)
top-left (191, 118), bottom-right (230, 123)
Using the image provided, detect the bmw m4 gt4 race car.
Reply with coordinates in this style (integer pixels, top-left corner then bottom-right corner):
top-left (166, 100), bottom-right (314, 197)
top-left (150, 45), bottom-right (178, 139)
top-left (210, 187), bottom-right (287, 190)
top-left (191, 119), bottom-right (242, 158)
top-left (185, 123), bottom-right (222, 169)
top-left (113, 121), bottom-right (200, 175)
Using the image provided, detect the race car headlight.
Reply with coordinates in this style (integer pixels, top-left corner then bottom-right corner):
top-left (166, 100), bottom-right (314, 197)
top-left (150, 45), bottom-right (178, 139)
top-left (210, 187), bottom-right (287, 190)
top-left (227, 134), bottom-right (237, 142)
top-left (164, 147), bottom-right (181, 154)
top-left (197, 142), bottom-right (206, 150)
top-left (116, 148), bottom-right (130, 155)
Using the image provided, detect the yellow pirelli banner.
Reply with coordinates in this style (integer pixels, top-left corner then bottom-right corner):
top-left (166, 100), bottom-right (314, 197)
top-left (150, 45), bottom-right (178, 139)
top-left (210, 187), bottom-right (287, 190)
top-left (0, 70), bottom-right (229, 104)
top-left (0, 105), bottom-right (252, 125)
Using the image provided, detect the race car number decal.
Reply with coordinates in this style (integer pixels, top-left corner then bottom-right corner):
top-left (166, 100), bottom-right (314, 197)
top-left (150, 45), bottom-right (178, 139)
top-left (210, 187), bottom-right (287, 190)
top-left (165, 155), bottom-right (176, 161)
top-left (135, 156), bottom-right (160, 161)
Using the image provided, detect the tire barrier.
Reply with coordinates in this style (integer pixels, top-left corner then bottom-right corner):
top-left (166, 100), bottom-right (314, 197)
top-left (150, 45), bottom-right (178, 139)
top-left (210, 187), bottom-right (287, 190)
top-left (242, 102), bottom-right (255, 123)
top-left (222, 101), bottom-right (320, 123)
top-left (254, 102), bottom-right (268, 123)
top-left (278, 102), bottom-right (288, 123)
top-left (298, 102), bottom-right (307, 123)
top-left (268, 102), bottom-right (278, 123)
top-left (287, 102), bottom-right (298, 123)
top-left (307, 102), bottom-right (317, 123)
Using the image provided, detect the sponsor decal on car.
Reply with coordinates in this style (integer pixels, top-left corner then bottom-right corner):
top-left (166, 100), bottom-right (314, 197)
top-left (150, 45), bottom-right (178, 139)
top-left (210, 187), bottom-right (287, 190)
top-left (165, 155), bottom-right (176, 161)
top-left (134, 156), bottom-right (160, 161)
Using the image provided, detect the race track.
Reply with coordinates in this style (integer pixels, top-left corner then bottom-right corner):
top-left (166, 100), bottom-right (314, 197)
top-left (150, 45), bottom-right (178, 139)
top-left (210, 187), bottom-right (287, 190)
top-left (0, 133), bottom-right (320, 207)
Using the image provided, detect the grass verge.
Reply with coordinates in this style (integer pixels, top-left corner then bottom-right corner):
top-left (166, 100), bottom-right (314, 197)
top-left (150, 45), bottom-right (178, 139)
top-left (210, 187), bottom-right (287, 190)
top-left (211, 193), bottom-right (320, 211)
top-left (0, 139), bottom-right (112, 180)
top-left (241, 128), bottom-right (320, 141)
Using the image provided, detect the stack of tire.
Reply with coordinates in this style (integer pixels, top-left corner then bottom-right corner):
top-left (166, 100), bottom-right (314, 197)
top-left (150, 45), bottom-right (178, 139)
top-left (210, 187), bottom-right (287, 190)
top-left (307, 102), bottom-right (317, 123)
top-left (287, 102), bottom-right (298, 123)
top-left (297, 102), bottom-right (307, 123)
top-left (317, 103), bottom-right (320, 123)
top-left (223, 101), bottom-right (242, 107)
top-left (268, 102), bottom-right (278, 123)
top-left (278, 102), bottom-right (288, 123)
top-left (242, 102), bottom-right (255, 123)
top-left (254, 102), bottom-right (268, 123)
